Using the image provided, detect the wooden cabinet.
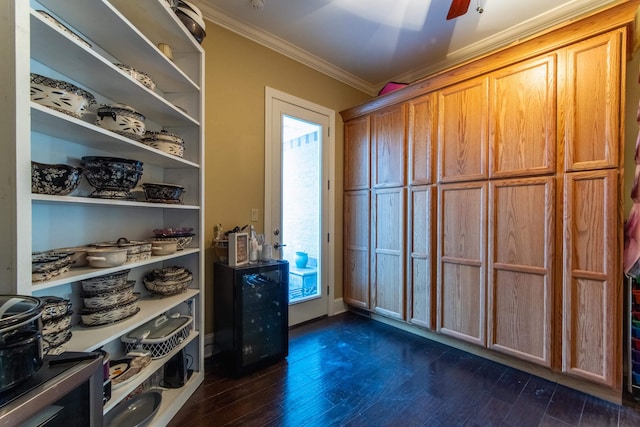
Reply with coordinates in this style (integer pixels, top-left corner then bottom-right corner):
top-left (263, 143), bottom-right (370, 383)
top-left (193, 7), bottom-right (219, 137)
top-left (372, 187), bottom-right (406, 319)
top-left (372, 105), bottom-right (406, 188)
top-left (407, 94), bottom-right (436, 186)
top-left (341, 3), bottom-right (635, 400)
top-left (487, 178), bottom-right (554, 366)
top-left (407, 185), bottom-right (434, 329)
top-left (343, 190), bottom-right (370, 309)
top-left (1, 1), bottom-right (205, 423)
top-left (437, 182), bottom-right (487, 345)
top-left (562, 170), bottom-right (620, 388)
top-left (344, 116), bottom-right (370, 190)
top-left (489, 56), bottom-right (556, 178)
top-left (437, 77), bottom-right (489, 183)
top-left (561, 30), bottom-right (622, 172)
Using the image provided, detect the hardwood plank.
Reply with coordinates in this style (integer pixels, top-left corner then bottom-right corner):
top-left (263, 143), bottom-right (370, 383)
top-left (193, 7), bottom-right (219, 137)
top-left (166, 312), bottom-right (640, 427)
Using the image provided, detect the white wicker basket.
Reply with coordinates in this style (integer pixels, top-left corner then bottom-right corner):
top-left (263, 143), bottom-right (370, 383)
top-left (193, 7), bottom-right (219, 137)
top-left (121, 315), bottom-right (192, 359)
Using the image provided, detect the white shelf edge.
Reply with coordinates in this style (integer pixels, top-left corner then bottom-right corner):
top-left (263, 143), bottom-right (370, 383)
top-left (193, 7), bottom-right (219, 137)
top-left (32, 194), bottom-right (200, 210)
top-left (67, 289), bottom-right (200, 352)
top-left (103, 329), bottom-right (201, 414)
top-left (31, 248), bottom-right (200, 291)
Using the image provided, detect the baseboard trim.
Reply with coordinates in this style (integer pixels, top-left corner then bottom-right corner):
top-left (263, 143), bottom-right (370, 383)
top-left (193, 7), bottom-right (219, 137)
top-left (330, 297), bottom-right (346, 316)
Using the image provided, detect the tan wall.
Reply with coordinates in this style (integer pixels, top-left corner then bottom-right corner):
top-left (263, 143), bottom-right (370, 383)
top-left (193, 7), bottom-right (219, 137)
top-left (201, 22), bottom-right (371, 334)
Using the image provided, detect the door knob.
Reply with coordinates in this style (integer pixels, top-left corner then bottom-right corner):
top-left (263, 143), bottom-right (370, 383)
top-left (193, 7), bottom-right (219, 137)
top-left (273, 242), bottom-right (286, 250)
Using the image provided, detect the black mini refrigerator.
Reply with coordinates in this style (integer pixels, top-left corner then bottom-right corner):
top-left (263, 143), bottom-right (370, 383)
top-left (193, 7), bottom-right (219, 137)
top-left (213, 260), bottom-right (289, 377)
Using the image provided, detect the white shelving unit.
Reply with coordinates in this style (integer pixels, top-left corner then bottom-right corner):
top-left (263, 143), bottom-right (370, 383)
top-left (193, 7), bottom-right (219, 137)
top-left (0, 0), bottom-right (205, 425)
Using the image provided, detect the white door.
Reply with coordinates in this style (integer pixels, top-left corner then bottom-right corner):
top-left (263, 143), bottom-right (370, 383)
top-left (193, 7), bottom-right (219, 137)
top-left (265, 87), bottom-right (335, 326)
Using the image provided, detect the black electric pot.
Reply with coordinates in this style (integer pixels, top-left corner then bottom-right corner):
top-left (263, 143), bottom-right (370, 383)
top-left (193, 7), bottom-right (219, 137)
top-left (0, 295), bottom-right (44, 392)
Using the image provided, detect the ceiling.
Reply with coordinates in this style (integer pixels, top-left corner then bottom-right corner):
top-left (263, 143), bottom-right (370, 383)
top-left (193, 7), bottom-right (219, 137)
top-left (192, 0), bottom-right (619, 95)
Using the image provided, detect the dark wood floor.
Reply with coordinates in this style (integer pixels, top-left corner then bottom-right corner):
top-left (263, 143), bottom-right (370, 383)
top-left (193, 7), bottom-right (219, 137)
top-left (168, 312), bottom-right (640, 427)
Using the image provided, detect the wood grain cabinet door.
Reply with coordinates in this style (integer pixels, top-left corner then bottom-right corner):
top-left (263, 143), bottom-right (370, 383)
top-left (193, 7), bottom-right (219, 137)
top-left (489, 55), bottom-right (556, 178)
top-left (561, 30), bottom-right (622, 172)
top-left (407, 94), bottom-right (436, 186)
top-left (343, 190), bottom-right (371, 309)
top-left (372, 105), bottom-right (407, 188)
top-left (372, 187), bottom-right (406, 320)
top-left (562, 170), bottom-right (620, 388)
top-left (344, 116), bottom-right (371, 191)
top-left (487, 177), bottom-right (554, 366)
top-left (407, 185), bottom-right (435, 329)
top-left (437, 77), bottom-right (489, 183)
top-left (437, 182), bottom-right (487, 346)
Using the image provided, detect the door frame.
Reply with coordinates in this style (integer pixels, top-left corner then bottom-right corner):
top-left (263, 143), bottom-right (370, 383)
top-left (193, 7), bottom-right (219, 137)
top-left (264, 86), bottom-right (338, 319)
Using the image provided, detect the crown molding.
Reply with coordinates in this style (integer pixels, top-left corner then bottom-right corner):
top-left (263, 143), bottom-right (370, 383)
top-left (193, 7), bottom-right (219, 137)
top-left (194, 1), bottom-right (379, 96)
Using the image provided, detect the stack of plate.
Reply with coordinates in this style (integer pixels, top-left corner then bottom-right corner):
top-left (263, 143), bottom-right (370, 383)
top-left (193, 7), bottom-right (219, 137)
top-left (143, 266), bottom-right (192, 296)
top-left (41, 296), bottom-right (73, 355)
top-left (32, 251), bottom-right (73, 283)
top-left (79, 271), bottom-right (140, 327)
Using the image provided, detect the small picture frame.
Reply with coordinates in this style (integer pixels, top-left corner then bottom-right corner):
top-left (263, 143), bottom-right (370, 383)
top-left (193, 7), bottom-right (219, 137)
top-left (228, 232), bottom-right (249, 266)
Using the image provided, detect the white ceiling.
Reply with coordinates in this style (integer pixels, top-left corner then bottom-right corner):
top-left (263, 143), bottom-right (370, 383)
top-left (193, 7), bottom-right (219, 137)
top-left (193, 0), bottom-right (619, 95)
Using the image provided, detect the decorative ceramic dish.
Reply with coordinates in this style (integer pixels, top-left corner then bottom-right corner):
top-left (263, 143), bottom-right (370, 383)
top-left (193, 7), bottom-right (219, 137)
top-left (109, 355), bottom-right (151, 390)
top-left (143, 268), bottom-right (192, 296)
top-left (42, 313), bottom-right (72, 335)
top-left (141, 130), bottom-right (184, 158)
top-left (95, 104), bottom-right (146, 141)
top-left (80, 269), bottom-right (131, 293)
top-left (40, 296), bottom-right (72, 322)
top-left (175, 9), bottom-right (206, 44)
top-left (43, 329), bottom-right (72, 350)
top-left (31, 161), bottom-right (83, 196)
top-left (30, 73), bottom-right (95, 119)
top-left (154, 234), bottom-right (194, 251)
top-left (153, 227), bottom-right (193, 237)
top-left (81, 156), bottom-right (144, 200)
top-left (85, 247), bottom-right (129, 268)
top-left (32, 265), bottom-right (70, 283)
top-left (142, 182), bottom-right (185, 204)
top-left (115, 64), bottom-right (156, 91)
top-left (32, 251), bottom-right (73, 273)
top-left (79, 294), bottom-right (139, 327)
top-left (150, 240), bottom-right (178, 256)
top-left (82, 281), bottom-right (135, 309)
top-left (55, 246), bottom-right (93, 268)
top-left (93, 238), bottom-right (152, 254)
top-left (36, 10), bottom-right (91, 49)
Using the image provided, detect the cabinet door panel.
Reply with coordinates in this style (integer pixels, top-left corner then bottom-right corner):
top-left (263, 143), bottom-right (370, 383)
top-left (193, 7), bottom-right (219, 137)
top-left (408, 186), bottom-right (434, 329)
top-left (490, 56), bottom-right (556, 178)
top-left (344, 190), bottom-right (370, 309)
top-left (437, 78), bottom-right (488, 183)
top-left (344, 116), bottom-right (370, 190)
top-left (562, 30), bottom-right (621, 171)
top-left (372, 105), bottom-right (406, 188)
top-left (372, 188), bottom-right (405, 319)
top-left (437, 182), bottom-right (486, 345)
top-left (563, 170), bottom-right (620, 388)
top-left (488, 178), bottom-right (554, 366)
top-left (408, 94), bottom-right (435, 186)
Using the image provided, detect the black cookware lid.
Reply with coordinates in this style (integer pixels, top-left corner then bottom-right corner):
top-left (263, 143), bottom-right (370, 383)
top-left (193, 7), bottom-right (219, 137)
top-left (0, 295), bottom-right (43, 329)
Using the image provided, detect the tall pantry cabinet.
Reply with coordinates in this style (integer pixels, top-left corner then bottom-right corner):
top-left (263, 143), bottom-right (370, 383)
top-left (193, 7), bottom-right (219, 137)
top-left (1, 0), bottom-right (205, 424)
top-left (341, 1), bottom-right (636, 401)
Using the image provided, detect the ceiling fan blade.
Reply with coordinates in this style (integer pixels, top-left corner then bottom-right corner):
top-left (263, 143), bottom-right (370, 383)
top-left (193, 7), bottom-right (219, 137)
top-left (446, 0), bottom-right (471, 20)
